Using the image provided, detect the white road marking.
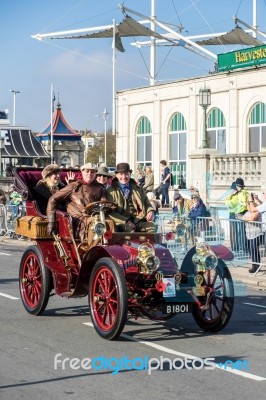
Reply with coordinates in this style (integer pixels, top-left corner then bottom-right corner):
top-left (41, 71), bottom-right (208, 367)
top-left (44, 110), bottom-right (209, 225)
top-left (0, 292), bottom-right (19, 300)
top-left (243, 302), bottom-right (266, 309)
top-left (83, 322), bottom-right (266, 381)
top-left (0, 252), bottom-right (11, 256)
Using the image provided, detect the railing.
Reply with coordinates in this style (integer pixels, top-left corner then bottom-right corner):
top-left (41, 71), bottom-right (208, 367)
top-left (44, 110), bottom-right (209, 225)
top-left (209, 153), bottom-right (261, 184)
top-left (156, 213), bottom-right (266, 276)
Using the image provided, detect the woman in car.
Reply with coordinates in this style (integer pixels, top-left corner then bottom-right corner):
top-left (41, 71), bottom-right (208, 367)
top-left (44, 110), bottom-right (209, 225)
top-left (33, 164), bottom-right (74, 215)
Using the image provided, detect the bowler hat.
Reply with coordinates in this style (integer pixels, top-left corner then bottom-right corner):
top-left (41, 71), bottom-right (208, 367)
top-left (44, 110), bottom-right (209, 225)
top-left (115, 162), bottom-right (132, 174)
top-left (96, 166), bottom-right (112, 177)
top-left (42, 164), bottom-right (60, 180)
top-left (235, 177), bottom-right (245, 187)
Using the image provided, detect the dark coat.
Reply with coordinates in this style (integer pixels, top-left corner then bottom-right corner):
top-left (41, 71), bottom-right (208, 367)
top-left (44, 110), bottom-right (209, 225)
top-left (33, 181), bottom-right (66, 215)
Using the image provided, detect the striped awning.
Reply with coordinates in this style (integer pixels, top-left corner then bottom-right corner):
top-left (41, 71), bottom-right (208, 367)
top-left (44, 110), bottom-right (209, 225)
top-left (0, 127), bottom-right (49, 158)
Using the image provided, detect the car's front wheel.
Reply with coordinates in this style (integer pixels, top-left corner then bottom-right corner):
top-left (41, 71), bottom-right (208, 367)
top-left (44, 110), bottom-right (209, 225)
top-left (89, 257), bottom-right (128, 340)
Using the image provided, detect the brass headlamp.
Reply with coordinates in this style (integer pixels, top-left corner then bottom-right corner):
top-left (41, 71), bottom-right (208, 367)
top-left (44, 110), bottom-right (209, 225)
top-left (171, 217), bottom-right (185, 237)
top-left (192, 242), bottom-right (218, 272)
top-left (137, 242), bottom-right (160, 274)
top-left (91, 214), bottom-right (106, 240)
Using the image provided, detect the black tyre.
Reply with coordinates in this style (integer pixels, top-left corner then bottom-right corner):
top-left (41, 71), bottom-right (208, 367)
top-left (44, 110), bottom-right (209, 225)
top-left (19, 246), bottom-right (51, 315)
top-left (89, 257), bottom-right (128, 340)
top-left (192, 260), bottom-right (234, 332)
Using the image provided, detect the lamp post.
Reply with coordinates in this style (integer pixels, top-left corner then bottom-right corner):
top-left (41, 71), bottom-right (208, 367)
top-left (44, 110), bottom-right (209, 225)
top-left (102, 108), bottom-right (109, 165)
top-left (199, 87), bottom-right (211, 148)
top-left (0, 133), bottom-right (2, 176)
top-left (10, 89), bottom-right (20, 126)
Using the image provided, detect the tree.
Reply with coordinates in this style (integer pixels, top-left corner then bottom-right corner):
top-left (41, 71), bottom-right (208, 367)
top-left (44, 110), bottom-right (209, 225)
top-left (85, 129), bottom-right (116, 166)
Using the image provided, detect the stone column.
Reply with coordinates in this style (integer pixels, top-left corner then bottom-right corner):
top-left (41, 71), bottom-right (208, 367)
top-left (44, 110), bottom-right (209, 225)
top-left (258, 148), bottom-right (266, 188)
top-left (188, 148), bottom-right (219, 205)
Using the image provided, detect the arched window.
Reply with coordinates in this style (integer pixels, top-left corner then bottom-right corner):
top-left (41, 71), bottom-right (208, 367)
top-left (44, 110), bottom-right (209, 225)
top-left (169, 112), bottom-right (187, 188)
top-left (207, 108), bottom-right (226, 153)
top-left (136, 116), bottom-right (152, 168)
top-left (248, 102), bottom-right (266, 152)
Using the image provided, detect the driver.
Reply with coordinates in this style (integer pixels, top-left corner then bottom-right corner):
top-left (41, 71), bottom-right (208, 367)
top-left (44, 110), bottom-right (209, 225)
top-left (46, 163), bottom-right (107, 242)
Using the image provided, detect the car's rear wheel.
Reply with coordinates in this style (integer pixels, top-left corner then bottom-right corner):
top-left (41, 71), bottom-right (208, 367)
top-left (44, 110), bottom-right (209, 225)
top-left (89, 257), bottom-right (128, 340)
top-left (192, 260), bottom-right (234, 332)
top-left (19, 246), bottom-right (51, 315)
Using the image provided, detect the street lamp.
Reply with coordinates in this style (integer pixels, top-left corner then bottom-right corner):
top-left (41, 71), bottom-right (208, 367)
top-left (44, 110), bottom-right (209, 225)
top-left (199, 87), bottom-right (211, 148)
top-left (9, 89), bottom-right (20, 126)
top-left (102, 107), bottom-right (109, 165)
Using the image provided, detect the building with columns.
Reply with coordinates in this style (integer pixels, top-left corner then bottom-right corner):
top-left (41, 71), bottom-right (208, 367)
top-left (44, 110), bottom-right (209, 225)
top-left (116, 62), bottom-right (266, 215)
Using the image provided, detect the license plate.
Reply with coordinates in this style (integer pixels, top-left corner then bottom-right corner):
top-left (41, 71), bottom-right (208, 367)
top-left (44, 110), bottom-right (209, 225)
top-left (163, 304), bottom-right (192, 314)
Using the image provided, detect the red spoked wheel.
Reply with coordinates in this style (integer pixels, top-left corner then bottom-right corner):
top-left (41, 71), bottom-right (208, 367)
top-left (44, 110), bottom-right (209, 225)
top-left (89, 258), bottom-right (128, 340)
top-left (19, 246), bottom-right (51, 315)
top-left (192, 260), bottom-right (234, 332)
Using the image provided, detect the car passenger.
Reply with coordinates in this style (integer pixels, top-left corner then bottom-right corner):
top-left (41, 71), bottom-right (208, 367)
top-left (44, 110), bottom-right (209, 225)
top-left (33, 164), bottom-right (75, 215)
top-left (106, 162), bottom-right (155, 233)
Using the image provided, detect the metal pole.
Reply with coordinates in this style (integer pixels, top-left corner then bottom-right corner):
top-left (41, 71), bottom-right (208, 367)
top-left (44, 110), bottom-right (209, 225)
top-left (10, 90), bottom-right (20, 126)
top-left (0, 135), bottom-right (2, 176)
top-left (102, 108), bottom-right (109, 165)
top-left (50, 84), bottom-right (54, 163)
top-left (150, 0), bottom-right (156, 85)
top-left (201, 106), bottom-right (207, 148)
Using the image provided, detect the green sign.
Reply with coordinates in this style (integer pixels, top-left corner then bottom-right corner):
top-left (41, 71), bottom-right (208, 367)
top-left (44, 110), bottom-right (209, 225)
top-left (218, 44), bottom-right (266, 72)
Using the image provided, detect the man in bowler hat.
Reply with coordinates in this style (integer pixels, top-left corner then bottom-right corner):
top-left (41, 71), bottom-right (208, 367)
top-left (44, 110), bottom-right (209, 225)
top-left (106, 162), bottom-right (155, 232)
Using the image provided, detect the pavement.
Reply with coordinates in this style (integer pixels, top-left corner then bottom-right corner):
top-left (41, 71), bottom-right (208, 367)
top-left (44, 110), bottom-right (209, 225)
top-left (1, 235), bottom-right (266, 289)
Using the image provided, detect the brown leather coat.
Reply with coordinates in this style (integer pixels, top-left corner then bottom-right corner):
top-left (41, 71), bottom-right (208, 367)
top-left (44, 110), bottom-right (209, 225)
top-left (46, 179), bottom-right (106, 220)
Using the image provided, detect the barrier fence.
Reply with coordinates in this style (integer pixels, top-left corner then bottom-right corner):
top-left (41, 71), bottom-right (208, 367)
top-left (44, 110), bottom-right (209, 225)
top-left (155, 213), bottom-right (266, 275)
top-left (0, 205), bottom-right (265, 275)
top-left (0, 203), bottom-right (26, 239)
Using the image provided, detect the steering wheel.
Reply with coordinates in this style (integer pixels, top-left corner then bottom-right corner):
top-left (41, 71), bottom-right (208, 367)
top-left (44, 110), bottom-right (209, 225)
top-left (85, 200), bottom-right (117, 214)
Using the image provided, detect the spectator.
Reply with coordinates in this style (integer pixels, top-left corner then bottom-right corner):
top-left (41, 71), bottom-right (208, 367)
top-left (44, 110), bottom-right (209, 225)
top-left (8, 185), bottom-right (22, 217)
top-left (188, 193), bottom-right (207, 244)
top-left (246, 188), bottom-right (266, 272)
top-left (106, 162), bottom-right (155, 233)
top-left (160, 160), bottom-right (171, 207)
top-left (0, 189), bottom-right (7, 233)
top-left (172, 193), bottom-right (192, 216)
top-left (225, 177), bottom-right (249, 253)
top-left (47, 163), bottom-right (107, 242)
top-left (33, 164), bottom-right (75, 215)
top-left (146, 191), bottom-right (160, 215)
top-left (96, 166), bottom-right (112, 189)
top-left (136, 167), bottom-right (145, 187)
top-left (142, 166), bottom-right (154, 193)
top-left (239, 208), bottom-right (263, 274)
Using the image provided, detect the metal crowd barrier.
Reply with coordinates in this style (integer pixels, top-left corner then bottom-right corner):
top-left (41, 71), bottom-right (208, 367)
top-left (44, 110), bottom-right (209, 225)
top-left (156, 212), bottom-right (266, 275)
top-left (0, 203), bottom-right (26, 239)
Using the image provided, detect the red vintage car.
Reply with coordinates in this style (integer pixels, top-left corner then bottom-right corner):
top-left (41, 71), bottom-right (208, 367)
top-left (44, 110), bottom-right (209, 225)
top-left (13, 167), bottom-right (235, 340)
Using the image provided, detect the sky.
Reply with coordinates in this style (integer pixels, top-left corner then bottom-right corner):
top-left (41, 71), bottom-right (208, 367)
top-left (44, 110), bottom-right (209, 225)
top-left (1, 0), bottom-right (266, 133)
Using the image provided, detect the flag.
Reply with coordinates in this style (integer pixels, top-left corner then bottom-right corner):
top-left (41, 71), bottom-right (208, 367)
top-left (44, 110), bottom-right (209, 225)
top-left (113, 26), bottom-right (125, 53)
top-left (52, 91), bottom-right (56, 112)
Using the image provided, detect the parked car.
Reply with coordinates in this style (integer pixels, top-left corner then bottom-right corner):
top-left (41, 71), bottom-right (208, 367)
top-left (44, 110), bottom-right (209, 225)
top-left (13, 167), bottom-right (235, 340)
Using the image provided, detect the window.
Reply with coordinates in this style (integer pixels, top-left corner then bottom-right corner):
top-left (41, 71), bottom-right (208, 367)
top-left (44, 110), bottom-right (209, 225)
top-left (169, 112), bottom-right (187, 188)
top-left (248, 102), bottom-right (266, 152)
top-left (136, 116), bottom-right (152, 168)
top-left (207, 108), bottom-right (226, 154)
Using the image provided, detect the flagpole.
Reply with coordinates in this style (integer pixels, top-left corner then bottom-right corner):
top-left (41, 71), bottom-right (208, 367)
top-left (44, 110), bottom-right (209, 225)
top-left (50, 83), bottom-right (54, 163)
top-left (112, 19), bottom-right (116, 136)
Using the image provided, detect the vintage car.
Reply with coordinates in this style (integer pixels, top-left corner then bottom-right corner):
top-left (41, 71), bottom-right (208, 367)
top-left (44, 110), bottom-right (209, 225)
top-left (13, 167), bottom-right (235, 340)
